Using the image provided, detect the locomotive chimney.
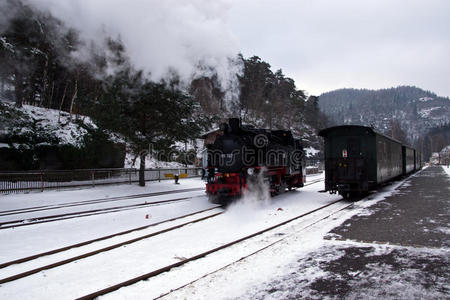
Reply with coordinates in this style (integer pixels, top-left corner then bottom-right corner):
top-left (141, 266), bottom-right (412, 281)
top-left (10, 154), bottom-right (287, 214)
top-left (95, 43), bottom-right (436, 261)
top-left (228, 118), bottom-right (241, 133)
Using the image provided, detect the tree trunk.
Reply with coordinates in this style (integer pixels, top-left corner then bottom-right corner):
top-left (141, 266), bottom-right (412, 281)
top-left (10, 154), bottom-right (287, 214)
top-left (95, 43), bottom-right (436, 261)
top-left (40, 57), bottom-right (48, 107)
top-left (58, 80), bottom-right (68, 123)
top-left (69, 78), bottom-right (78, 122)
top-left (139, 152), bottom-right (146, 187)
top-left (48, 81), bottom-right (54, 109)
top-left (14, 73), bottom-right (24, 108)
top-left (0, 75), bottom-right (4, 95)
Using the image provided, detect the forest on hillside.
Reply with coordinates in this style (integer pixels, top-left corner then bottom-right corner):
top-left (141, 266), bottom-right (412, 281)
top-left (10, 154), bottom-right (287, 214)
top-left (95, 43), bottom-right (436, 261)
top-left (0, 0), bottom-right (326, 170)
top-left (319, 87), bottom-right (450, 159)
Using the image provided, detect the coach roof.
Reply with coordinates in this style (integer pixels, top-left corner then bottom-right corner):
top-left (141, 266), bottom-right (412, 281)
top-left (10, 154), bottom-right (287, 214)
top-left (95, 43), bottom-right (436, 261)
top-left (318, 125), bottom-right (405, 145)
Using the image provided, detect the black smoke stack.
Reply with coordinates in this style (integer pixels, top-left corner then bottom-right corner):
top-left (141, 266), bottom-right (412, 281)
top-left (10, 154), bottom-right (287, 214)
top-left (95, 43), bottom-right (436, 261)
top-left (228, 118), bottom-right (241, 134)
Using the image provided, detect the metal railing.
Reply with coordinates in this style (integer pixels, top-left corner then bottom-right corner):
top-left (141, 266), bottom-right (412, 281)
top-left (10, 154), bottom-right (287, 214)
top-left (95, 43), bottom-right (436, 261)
top-left (0, 167), bottom-right (202, 194)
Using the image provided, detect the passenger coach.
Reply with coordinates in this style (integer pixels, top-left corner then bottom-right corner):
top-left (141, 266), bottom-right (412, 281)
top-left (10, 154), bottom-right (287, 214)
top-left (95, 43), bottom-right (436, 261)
top-left (319, 125), bottom-right (406, 199)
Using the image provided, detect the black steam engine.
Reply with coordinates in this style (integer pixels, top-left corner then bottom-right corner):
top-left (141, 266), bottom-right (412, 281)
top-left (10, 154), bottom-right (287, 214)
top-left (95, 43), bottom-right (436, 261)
top-left (206, 118), bottom-right (305, 203)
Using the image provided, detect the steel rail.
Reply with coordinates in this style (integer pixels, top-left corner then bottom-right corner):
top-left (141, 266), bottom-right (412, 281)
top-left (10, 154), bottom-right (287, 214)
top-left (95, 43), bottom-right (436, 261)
top-left (0, 206), bottom-right (221, 269)
top-left (75, 197), bottom-right (343, 300)
top-left (0, 187), bottom-right (204, 216)
top-left (0, 209), bottom-right (224, 284)
top-left (156, 201), bottom-right (355, 299)
top-left (0, 195), bottom-right (201, 230)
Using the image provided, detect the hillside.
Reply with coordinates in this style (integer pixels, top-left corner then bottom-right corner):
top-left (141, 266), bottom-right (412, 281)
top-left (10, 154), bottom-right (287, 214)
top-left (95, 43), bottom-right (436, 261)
top-left (0, 1), bottom-right (327, 171)
top-left (318, 86), bottom-right (450, 143)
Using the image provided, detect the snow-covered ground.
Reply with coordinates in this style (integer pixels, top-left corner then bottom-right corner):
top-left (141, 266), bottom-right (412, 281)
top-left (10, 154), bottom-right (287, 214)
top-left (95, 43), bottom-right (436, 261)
top-left (0, 178), bottom-right (205, 212)
top-left (0, 174), bottom-right (330, 299)
top-left (126, 176), bottom-right (415, 299)
top-left (442, 165), bottom-right (450, 177)
top-left (1, 171), bottom-right (444, 299)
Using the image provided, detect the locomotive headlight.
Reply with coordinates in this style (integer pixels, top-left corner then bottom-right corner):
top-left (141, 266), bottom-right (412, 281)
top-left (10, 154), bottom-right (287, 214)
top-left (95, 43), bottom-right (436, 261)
top-left (247, 168), bottom-right (255, 175)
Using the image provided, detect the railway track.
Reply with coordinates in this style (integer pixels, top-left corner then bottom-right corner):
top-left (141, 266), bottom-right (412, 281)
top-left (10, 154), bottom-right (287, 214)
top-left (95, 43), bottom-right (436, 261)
top-left (157, 199), bottom-right (352, 299)
top-left (0, 187), bottom-right (204, 217)
top-left (74, 197), bottom-right (349, 300)
top-left (0, 206), bottom-right (224, 284)
top-left (0, 177), bottom-right (327, 299)
top-left (0, 194), bottom-right (206, 229)
top-left (0, 180), bottom-right (323, 230)
top-left (0, 178), bottom-right (322, 218)
top-left (303, 178), bottom-right (324, 186)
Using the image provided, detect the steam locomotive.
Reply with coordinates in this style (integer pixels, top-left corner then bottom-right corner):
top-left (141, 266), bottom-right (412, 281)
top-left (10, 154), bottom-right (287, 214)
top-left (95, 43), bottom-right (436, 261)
top-left (205, 118), bottom-right (306, 204)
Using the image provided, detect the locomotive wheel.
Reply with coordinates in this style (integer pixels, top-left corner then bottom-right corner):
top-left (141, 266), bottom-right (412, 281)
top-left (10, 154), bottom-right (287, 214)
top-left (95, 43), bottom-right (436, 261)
top-left (208, 195), bottom-right (221, 204)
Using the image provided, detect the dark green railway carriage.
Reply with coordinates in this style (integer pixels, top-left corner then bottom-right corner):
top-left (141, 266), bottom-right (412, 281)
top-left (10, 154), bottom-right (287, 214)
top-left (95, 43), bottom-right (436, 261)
top-left (319, 125), bottom-right (403, 198)
top-left (414, 150), bottom-right (423, 171)
top-left (402, 145), bottom-right (415, 175)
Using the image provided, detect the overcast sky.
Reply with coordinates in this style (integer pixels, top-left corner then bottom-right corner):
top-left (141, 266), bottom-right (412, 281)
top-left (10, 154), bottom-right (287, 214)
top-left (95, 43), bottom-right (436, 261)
top-left (23, 0), bottom-right (450, 98)
top-left (227, 0), bottom-right (450, 97)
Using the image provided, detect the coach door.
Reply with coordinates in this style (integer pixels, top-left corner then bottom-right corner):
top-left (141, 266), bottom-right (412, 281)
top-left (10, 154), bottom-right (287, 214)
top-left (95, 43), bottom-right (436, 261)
top-left (336, 137), bottom-right (364, 181)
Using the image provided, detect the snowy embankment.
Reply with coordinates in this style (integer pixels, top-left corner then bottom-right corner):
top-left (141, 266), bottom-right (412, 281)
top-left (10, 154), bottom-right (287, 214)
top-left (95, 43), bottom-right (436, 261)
top-left (0, 101), bottom-right (102, 148)
top-left (0, 101), bottom-right (192, 169)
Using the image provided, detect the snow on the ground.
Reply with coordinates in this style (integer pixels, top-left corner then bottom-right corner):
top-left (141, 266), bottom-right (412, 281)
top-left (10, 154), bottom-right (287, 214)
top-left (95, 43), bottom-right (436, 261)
top-left (3, 171), bottom-right (412, 300)
top-left (1, 170), bottom-right (415, 300)
top-left (418, 106), bottom-right (442, 118)
top-left (0, 175), bottom-right (331, 300)
top-left (442, 165), bottom-right (450, 177)
top-left (0, 179), bottom-right (210, 263)
top-left (123, 151), bottom-right (194, 169)
top-left (228, 240), bottom-right (448, 300)
top-left (91, 175), bottom-right (407, 299)
top-left (119, 175), bottom-right (420, 299)
top-left (11, 103), bottom-right (98, 147)
top-left (0, 178), bottom-right (205, 211)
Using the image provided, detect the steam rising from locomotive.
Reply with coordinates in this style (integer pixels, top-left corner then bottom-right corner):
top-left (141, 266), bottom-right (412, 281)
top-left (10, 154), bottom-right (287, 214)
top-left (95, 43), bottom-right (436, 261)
top-left (206, 118), bottom-right (306, 204)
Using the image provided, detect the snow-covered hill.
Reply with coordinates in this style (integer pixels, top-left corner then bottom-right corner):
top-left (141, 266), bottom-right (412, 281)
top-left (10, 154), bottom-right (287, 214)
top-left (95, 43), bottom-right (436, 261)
top-left (318, 86), bottom-right (450, 142)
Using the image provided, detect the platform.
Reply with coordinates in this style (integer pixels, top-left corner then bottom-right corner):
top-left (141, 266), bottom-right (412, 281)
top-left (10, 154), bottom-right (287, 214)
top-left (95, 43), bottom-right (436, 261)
top-left (311, 166), bottom-right (450, 298)
top-left (255, 166), bottom-right (450, 299)
top-left (329, 165), bottom-right (450, 248)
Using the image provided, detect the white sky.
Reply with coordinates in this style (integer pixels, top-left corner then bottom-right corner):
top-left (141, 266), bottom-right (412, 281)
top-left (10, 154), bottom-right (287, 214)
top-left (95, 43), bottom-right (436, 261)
top-left (227, 0), bottom-right (450, 97)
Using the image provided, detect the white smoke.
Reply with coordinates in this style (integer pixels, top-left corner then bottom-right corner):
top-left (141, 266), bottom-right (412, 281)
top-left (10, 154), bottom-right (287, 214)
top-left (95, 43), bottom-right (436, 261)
top-left (24, 0), bottom-right (242, 108)
top-left (227, 168), bottom-right (272, 215)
